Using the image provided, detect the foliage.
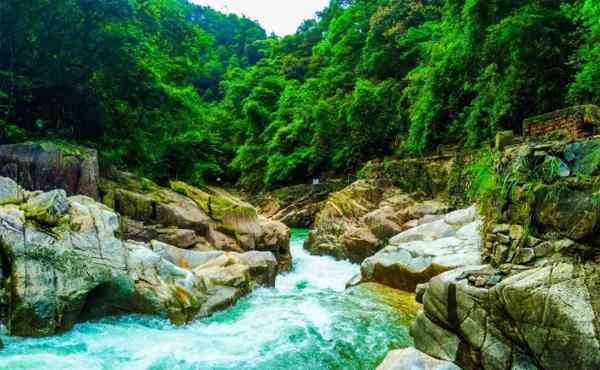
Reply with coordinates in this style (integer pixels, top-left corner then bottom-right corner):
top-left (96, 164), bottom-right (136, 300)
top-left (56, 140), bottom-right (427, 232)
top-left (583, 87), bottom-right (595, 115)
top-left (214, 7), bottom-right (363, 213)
top-left (1, 0), bottom-right (599, 189)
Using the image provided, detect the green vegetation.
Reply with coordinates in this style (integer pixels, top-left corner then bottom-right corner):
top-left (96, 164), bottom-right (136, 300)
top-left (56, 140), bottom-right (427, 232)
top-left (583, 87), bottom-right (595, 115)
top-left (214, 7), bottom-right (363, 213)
top-left (1, 0), bottom-right (599, 189)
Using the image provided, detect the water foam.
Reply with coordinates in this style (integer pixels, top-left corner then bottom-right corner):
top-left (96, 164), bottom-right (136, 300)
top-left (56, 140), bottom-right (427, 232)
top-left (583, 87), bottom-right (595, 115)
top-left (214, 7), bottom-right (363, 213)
top-left (0, 230), bottom-right (412, 370)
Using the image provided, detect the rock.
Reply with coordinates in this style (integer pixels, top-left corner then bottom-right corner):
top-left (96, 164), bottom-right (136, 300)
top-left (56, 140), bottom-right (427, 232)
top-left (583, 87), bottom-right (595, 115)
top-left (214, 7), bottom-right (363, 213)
top-left (100, 173), bottom-right (210, 231)
top-left (256, 217), bottom-right (291, 271)
top-left (534, 241), bottom-right (554, 257)
top-left (304, 180), bottom-right (388, 262)
top-left (509, 225), bottom-right (524, 241)
top-left (22, 189), bottom-right (69, 225)
top-left (390, 220), bottom-right (455, 244)
top-left (552, 239), bottom-right (576, 254)
top-left (363, 206), bottom-right (404, 239)
top-left (415, 262), bottom-right (600, 370)
top-left (360, 207), bottom-right (482, 292)
top-left (495, 130), bottom-right (516, 150)
top-left (405, 200), bottom-right (451, 219)
top-left (0, 177), bottom-right (24, 205)
top-left (340, 226), bottom-right (381, 263)
top-left (305, 178), bottom-right (456, 263)
top-left (0, 142), bottom-right (99, 199)
top-left (154, 227), bottom-right (201, 249)
top-left (361, 236), bottom-right (481, 292)
top-left (411, 313), bottom-right (461, 362)
top-left (415, 283), bottom-right (428, 303)
top-left (513, 247), bottom-right (535, 264)
top-left (444, 206), bottom-right (477, 226)
top-left (456, 221), bottom-right (482, 239)
top-left (2, 194), bottom-right (206, 336)
top-left (101, 171), bottom-right (291, 270)
top-left (0, 188), bottom-right (279, 337)
top-left (492, 244), bottom-right (509, 265)
top-left (232, 250), bottom-right (278, 287)
top-left (492, 224), bottom-right (511, 234)
top-left (377, 348), bottom-right (460, 370)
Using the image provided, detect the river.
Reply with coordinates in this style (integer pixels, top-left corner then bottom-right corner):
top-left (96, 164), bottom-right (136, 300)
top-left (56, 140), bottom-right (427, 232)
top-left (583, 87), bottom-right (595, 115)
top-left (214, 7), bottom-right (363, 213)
top-left (0, 230), bottom-right (413, 370)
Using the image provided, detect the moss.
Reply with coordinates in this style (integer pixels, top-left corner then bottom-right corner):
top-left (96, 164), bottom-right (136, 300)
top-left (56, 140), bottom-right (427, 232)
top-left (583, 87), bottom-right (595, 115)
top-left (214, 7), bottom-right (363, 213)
top-left (37, 140), bottom-right (95, 159)
top-left (573, 142), bottom-right (600, 176)
top-left (171, 180), bottom-right (257, 223)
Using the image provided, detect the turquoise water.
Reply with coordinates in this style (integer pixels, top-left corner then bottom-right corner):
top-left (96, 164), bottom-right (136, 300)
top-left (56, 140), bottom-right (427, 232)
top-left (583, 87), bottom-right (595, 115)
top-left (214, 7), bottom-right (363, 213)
top-left (0, 230), bottom-right (412, 370)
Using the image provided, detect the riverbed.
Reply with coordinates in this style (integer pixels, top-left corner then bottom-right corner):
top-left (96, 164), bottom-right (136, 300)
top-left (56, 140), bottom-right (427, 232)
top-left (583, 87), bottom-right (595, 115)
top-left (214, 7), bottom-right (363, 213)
top-left (0, 230), bottom-right (413, 370)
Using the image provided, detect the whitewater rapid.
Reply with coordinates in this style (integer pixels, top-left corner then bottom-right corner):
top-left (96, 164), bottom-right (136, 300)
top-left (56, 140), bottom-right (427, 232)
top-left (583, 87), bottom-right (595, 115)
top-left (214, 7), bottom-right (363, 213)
top-left (0, 230), bottom-right (412, 370)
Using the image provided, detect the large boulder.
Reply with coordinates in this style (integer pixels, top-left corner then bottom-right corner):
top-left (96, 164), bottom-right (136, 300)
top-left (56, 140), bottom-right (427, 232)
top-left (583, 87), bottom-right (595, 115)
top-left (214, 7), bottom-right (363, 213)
top-left (413, 262), bottom-right (600, 370)
top-left (0, 179), bottom-right (278, 337)
top-left (0, 142), bottom-right (99, 199)
top-left (360, 206), bottom-right (482, 292)
top-left (377, 348), bottom-right (460, 370)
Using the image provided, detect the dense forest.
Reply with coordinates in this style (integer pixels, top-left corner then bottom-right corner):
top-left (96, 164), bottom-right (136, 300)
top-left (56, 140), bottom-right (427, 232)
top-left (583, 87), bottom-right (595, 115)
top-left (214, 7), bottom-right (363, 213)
top-left (0, 0), bottom-right (599, 189)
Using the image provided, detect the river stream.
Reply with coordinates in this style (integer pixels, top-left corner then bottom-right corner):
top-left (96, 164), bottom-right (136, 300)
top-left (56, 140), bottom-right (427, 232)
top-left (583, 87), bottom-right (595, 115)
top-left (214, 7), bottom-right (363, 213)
top-left (0, 230), bottom-right (413, 370)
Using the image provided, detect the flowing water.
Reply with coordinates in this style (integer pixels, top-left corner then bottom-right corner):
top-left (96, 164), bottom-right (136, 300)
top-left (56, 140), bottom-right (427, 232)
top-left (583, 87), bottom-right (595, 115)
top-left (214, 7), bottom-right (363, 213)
top-left (0, 230), bottom-right (413, 370)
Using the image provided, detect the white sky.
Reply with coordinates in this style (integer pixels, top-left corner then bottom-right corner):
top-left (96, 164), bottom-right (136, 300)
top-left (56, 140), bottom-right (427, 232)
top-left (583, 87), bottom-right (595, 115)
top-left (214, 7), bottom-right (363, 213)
top-left (191, 0), bottom-right (329, 36)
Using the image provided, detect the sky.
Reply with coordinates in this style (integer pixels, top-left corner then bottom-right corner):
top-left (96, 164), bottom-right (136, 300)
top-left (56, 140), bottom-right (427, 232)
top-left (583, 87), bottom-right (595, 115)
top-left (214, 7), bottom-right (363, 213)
top-left (190, 0), bottom-right (329, 36)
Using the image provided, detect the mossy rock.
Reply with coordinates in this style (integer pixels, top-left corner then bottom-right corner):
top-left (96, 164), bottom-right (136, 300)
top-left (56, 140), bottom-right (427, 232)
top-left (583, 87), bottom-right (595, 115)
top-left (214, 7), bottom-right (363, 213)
top-left (170, 181), bottom-right (257, 223)
top-left (495, 130), bottom-right (516, 149)
top-left (571, 140), bottom-right (600, 176)
top-left (534, 184), bottom-right (599, 240)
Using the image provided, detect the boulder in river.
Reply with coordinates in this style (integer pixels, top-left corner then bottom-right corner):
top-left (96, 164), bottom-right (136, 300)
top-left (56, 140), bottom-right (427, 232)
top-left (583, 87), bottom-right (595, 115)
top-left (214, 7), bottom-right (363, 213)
top-left (413, 262), bottom-right (600, 369)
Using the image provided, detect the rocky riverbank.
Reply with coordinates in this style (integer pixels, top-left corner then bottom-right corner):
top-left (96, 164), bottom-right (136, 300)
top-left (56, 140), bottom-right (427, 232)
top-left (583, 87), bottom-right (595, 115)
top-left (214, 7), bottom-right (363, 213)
top-left (298, 134), bottom-right (600, 369)
top-left (2, 133), bottom-right (600, 369)
top-left (411, 137), bottom-right (600, 370)
top-left (0, 142), bottom-right (291, 340)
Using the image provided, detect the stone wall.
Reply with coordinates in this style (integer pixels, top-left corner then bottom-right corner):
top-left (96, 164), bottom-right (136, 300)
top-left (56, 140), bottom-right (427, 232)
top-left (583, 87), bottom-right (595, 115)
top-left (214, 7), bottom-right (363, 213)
top-left (523, 104), bottom-right (600, 139)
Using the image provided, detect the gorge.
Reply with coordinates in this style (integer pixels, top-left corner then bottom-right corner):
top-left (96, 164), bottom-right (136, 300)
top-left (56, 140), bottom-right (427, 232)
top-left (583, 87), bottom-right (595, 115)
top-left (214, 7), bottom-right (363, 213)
top-left (1, 0), bottom-right (600, 368)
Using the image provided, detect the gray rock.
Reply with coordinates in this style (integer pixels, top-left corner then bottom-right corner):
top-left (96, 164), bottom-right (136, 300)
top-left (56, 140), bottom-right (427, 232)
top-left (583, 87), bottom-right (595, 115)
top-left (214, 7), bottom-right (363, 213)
top-left (360, 207), bottom-right (482, 292)
top-left (0, 177), bottom-right (24, 205)
top-left (444, 206), bottom-right (477, 226)
top-left (390, 220), bottom-right (456, 244)
top-left (377, 347), bottom-right (460, 370)
top-left (0, 191), bottom-right (280, 337)
top-left (415, 262), bottom-right (600, 370)
top-left (22, 189), bottom-right (69, 225)
top-left (0, 142), bottom-right (100, 199)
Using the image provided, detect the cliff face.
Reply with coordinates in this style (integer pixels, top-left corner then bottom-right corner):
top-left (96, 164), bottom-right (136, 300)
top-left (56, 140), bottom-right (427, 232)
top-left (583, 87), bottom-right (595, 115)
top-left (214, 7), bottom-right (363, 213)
top-left (0, 142), bottom-right (100, 200)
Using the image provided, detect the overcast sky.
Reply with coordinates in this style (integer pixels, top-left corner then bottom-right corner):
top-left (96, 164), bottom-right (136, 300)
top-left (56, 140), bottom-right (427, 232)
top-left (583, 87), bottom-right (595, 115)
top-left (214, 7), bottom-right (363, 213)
top-left (190, 0), bottom-right (329, 36)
